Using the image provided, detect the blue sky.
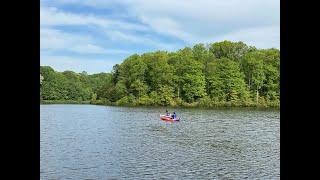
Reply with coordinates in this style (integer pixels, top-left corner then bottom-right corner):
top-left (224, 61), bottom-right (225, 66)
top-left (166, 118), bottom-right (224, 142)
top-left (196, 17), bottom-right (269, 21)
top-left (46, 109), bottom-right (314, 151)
top-left (40, 0), bottom-right (280, 74)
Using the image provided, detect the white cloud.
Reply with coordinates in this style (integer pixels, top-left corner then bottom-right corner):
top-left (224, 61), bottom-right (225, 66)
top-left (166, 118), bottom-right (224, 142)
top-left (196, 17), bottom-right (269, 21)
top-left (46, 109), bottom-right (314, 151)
top-left (139, 16), bottom-right (193, 42)
top-left (103, 30), bottom-right (182, 51)
top-left (41, 28), bottom-right (90, 50)
top-left (72, 44), bottom-right (131, 55)
top-left (210, 25), bottom-right (280, 49)
top-left (41, 28), bottom-right (131, 54)
top-left (40, 0), bottom-right (279, 73)
top-left (40, 6), bottom-right (178, 52)
top-left (42, 0), bottom-right (279, 48)
top-left (41, 0), bottom-right (117, 9)
top-left (125, 0), bottom-right (280, 47)
top-left (40, 6), bottom-right (148, 31)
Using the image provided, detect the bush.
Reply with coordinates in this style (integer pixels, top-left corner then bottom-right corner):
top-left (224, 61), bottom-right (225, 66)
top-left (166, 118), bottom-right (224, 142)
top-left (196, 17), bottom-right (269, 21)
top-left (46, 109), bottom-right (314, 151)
top-left (90, 93), bottom-right (97, 104)
top-left (157, 85), bottom-right (175, 106)
top-left (149, 91), bottom-right (160, 105)
top-left (92, 99), bottom-right (105, 105)
top-left (258, 96), bottom-right (267, 107)
top-left (267, 99), bottom-right (280, 108)
top-left (181, 101), bottom-right (199, 108)
top-left (132, 95), bottom-right (154, 106)
top-left (116, 96), bottom-right (129, 106)
top-left (174, 97), bottom-right (183, 106)
top-left (198, 96), bottom-right (212, 107)
top-left (116, 94), bottom-right (135, 106)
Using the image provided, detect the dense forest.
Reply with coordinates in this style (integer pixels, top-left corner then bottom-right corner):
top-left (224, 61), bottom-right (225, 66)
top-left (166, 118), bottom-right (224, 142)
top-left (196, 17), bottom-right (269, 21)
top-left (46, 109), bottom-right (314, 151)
top-left (40, 41), bottom-right (280, 108)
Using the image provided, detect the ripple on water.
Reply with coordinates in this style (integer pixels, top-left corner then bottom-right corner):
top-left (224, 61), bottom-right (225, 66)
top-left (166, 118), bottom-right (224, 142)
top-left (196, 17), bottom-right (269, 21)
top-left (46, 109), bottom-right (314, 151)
top-left (41, 105), bottom-right (280, 179)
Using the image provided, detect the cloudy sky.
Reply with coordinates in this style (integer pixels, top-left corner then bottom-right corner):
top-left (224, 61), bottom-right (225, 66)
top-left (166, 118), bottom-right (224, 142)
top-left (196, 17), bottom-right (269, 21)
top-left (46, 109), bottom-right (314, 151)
top-left (40, 0), bottom-right (280, 74)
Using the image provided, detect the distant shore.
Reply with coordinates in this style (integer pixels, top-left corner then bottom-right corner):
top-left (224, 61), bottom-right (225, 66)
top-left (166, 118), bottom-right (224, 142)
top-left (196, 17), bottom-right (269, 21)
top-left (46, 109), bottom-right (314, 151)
top-left (40, 100), bottom-right (279, 109)
top-left (41, 41), bottom-right (279, 112)
top-left (40, 100), bottom-right (91, 104)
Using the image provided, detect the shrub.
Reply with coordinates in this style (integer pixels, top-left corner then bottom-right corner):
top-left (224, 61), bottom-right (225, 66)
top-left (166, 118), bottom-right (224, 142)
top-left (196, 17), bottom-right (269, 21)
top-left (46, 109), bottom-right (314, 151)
top-left (116, 94), bottom-right (135, 106)
top-left (133, 95), bottom-right (154, 106)
top-left (198, 96), bottom-right (212, 107)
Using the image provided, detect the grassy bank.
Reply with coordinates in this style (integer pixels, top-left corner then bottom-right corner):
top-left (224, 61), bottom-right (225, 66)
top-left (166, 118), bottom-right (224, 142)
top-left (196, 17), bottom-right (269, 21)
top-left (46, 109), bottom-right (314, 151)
top-left (89, 98), bottom-right (280, 109)
top-left (41, 98), bottom-right (279, 109)
top-left (40, 100), bottom-right (91, 104)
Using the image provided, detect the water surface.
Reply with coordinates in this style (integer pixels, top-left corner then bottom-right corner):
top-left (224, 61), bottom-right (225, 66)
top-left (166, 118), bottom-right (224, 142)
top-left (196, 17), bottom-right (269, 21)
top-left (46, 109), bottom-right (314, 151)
top-left (40, 105), bottom-right (280, 179)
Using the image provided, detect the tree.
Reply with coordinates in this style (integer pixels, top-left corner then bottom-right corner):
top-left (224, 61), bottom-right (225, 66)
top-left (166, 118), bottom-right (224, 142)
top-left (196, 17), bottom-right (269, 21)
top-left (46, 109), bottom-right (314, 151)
top-left (206, 60), bottom-right (225, 101)
top-left (88, 73), bottom-right (112, 98)
top-left (102, 80), bottom-right (128, 102)
top-left (206, 58), bottom-right (249, 103)
top-left (119, 54), bottom-right (147, 88)
top-left (192, 43), bottom-right (209, 63)
top-left (130, 79), bottom-right (148, 98)
top-left (157, 85), bottom-right (175, 106)
top-left (111, 64), bottom-right (120, 84)
top-left (176, 54), bottom-right (206, 103)
top-left (142, 51), bottom-right (174, 91)
top-left (209, 41), bottom-right (250, 61)
top-left (241, 51), bottom-right (266, 104)
top-left (40, 74), bottom-right (44, 85)
top-left (40, 66), bottom-right (68, 100)
top-left (261, 49), bottom-right (279, 90)
top-left (40, 40), bottom-right (279, 107)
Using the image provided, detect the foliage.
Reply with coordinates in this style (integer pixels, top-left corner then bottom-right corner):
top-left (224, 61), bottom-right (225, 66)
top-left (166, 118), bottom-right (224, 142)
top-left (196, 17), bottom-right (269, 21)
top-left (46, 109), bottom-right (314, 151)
top-left (40, 41), bottom-right (279, 108)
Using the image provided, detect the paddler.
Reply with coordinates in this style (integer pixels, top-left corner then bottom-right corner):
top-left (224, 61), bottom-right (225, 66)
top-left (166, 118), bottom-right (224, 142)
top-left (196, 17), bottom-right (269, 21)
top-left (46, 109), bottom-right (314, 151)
top-left (171, 112), bottom-right (176, 119)
top-left (165, 109), bottom-right (170, 116)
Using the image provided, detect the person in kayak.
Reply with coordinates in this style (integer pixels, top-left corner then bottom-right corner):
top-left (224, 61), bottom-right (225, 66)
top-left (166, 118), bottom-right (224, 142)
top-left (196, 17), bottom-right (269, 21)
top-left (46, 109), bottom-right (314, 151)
top-left (165, 109), bottom-right (170, 116)
top-left (171, 112), bottom-right (176, 119)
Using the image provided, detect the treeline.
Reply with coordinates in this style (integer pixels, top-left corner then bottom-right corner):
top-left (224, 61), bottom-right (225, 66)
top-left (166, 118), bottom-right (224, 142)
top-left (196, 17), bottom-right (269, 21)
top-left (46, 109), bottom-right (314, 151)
top-left (40, 41), bottom-right (280, 108)
top-left (40, 68), bottom-right (112, 104)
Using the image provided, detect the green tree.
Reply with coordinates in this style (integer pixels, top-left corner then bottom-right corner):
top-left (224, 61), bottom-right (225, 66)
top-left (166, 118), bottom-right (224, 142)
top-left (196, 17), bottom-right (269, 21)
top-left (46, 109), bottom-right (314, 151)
top-left (209, 41), bottom-right (250, 61)
top-left (241, 51), bottom-right (266, 104)
top-left (40, 40), bottom-right (279, 107)
top-left (130, 79), bottom-right (148, 98)
top-left (157, 85), bottom-right (175, 106)
top-left (206, 60), bottom-right (225, 101)
top-left (207, 58), bottom-right (249, 103)
top-left (192, 43), bottom-right (209, 64)
top-left (142, 51), bottom-right (174, 91)
top-left (88, 73), bottom-right (112, 98)
top-left (119, 54), bottom-right (147, 87)
top-left (260, 49), bottom-right (280, 102)
top-left (111, 64), bottom-right (120, 84)
top-left (177, 56), bottom-right (206, 103)
top-left (40, 66), bottom-right (68, 100)
top-left (40, 74), bottom-right (44, 85)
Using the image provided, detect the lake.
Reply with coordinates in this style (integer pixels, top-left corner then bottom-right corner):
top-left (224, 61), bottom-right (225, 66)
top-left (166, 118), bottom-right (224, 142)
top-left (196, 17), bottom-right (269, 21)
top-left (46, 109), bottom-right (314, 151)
top-left (40, 104), bottom-right (280, 179)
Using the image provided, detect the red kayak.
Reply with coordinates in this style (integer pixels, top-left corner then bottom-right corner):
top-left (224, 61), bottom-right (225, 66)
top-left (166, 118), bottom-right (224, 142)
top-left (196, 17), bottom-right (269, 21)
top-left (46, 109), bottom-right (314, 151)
top-left (160, 115), bottom-right (180, 122)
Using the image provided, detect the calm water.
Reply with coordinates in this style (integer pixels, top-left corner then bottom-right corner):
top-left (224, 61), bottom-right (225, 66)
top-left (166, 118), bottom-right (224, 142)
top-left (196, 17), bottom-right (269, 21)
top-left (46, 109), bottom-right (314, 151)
top-left (40, 105), bottom-right (280, 179)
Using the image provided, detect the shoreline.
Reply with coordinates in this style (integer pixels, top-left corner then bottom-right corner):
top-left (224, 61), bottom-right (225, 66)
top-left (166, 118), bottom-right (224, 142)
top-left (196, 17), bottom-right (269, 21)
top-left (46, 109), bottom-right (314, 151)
top-left (40, 100), bottom-right (91, 104)
top-left (40, 100), bottom-right (279, 110)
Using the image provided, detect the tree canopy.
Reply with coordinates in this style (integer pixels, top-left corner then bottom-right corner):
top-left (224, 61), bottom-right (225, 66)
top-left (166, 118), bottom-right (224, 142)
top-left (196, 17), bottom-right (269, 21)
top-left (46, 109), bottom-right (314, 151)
top-left (40, 41), bottom-right (280, 107)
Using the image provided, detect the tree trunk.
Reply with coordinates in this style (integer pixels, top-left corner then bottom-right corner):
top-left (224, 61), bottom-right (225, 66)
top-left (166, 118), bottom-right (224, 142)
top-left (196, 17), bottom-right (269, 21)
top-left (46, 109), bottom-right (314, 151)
top-left (256, 87), bottom-right (259, 104)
